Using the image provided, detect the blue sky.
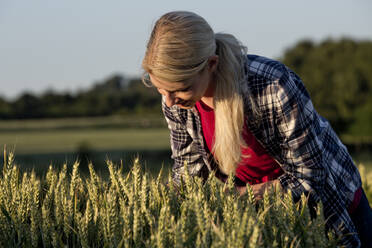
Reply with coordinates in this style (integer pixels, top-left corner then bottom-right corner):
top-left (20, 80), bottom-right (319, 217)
top-left (1, 0), bottom-right (371, 99)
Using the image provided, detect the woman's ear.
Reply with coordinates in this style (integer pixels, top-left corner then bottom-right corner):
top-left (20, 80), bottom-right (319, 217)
top-left (208, 55), bottom-right (219, 73)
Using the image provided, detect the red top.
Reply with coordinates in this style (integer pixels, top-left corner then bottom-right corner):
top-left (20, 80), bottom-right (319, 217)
top-left (195, 100), bottom-right (362, 213)
top-left (195, 100), bottom-right (284, 185)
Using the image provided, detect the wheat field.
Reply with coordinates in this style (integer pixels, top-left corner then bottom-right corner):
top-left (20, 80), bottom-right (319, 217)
top-left (0, 151), bottom-right (371, 248)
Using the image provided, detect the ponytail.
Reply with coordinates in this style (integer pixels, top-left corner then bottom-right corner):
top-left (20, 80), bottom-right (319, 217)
top-left (212, 33), bottom-right (247, 175)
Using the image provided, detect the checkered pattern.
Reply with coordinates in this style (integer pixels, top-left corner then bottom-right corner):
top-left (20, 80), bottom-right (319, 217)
top-left (162, 54), bottom-right (362, 247)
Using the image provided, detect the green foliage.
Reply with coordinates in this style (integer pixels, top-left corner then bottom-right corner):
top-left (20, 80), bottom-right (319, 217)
top-left (0, 75), bottom-right (162, 119)
top-left (0, 97), bottom-right (12, 118)
top-left (348, 97), bottom-right (372, 136)
top-left (281, 38), bottom-right (372, 135)
top-left (0, 152), bottom-right (358, 247)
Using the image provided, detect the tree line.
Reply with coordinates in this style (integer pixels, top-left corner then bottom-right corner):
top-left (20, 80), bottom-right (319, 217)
top-left (0, 38), bottom-right (371, 136)
top-left (0, 75), bottom-right (162, 119)
top-left (281, 38), bottom-right (372, 137)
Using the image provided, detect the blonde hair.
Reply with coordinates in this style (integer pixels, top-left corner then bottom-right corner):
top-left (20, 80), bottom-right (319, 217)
top-left (142, 11), bottom-right (247, 175)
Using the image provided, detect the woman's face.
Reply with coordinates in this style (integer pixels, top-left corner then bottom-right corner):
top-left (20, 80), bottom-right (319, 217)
top-left (149, 56), bottom-right (218, 109)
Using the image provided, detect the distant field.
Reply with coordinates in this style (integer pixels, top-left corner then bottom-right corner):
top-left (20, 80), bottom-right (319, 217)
top-left (1, 128), bottom-right (170, 154)
top-left (0, 115), bottom-right (166, 132)
top-left (0, 116), bottom-right (171, 175)
top-left (0, 116), bottom-right (371, 175)
top-left (0, 115), bottom-right (169, 154)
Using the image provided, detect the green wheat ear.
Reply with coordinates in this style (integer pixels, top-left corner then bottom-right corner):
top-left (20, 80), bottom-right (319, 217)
top-left (1, 149), bottom-right (363, 247)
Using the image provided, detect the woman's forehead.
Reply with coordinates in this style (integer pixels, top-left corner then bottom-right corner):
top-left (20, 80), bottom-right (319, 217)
top-left (149, 74), bottom-right (193, 92)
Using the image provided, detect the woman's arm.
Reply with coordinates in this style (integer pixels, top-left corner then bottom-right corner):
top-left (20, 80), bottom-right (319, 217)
top-left (161, 96), bottom-right (209, 187)
top-left (272, 68), bottom-right (327, 203)
top-left (270, 68), bottom-right (361, 246)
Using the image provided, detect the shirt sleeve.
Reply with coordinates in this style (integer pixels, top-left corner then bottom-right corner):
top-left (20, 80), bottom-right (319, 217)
top-left (161, 96), bottom-right (209, 187)
top-left (272, 69), bottom-right (360, 246)
top-left (273, 67), bottom-right (327, 203)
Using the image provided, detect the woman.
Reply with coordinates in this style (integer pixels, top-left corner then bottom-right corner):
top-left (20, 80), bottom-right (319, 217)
top-left (141, 11), bottom-right (372, 247)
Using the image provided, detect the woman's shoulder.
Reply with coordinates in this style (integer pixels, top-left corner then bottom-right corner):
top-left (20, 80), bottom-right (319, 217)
top-left (241, 55), bottom-right (300, 117)
top-left (245, 54), bottom-right (288, 81)
top-left (242, 54), bottom-right (298, 97)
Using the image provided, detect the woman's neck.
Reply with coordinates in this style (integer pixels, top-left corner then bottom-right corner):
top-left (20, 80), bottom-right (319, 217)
top-left (200, 96), bottom-right (214, 109)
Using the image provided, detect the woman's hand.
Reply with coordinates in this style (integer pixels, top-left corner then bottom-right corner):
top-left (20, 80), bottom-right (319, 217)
top-left (236, 179), bottom-right (280, 200)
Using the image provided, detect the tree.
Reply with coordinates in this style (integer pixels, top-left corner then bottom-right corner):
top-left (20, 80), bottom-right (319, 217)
top-left (0, 96), bottom-right (12, 119)
top-left (12, 93), bottom-right (43, 119)
top-left (281, 38), bottom-right (372, 135)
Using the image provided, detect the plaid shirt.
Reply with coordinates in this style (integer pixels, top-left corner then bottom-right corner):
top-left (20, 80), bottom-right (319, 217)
top-left (162, 54), bottom-right (362, 247)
